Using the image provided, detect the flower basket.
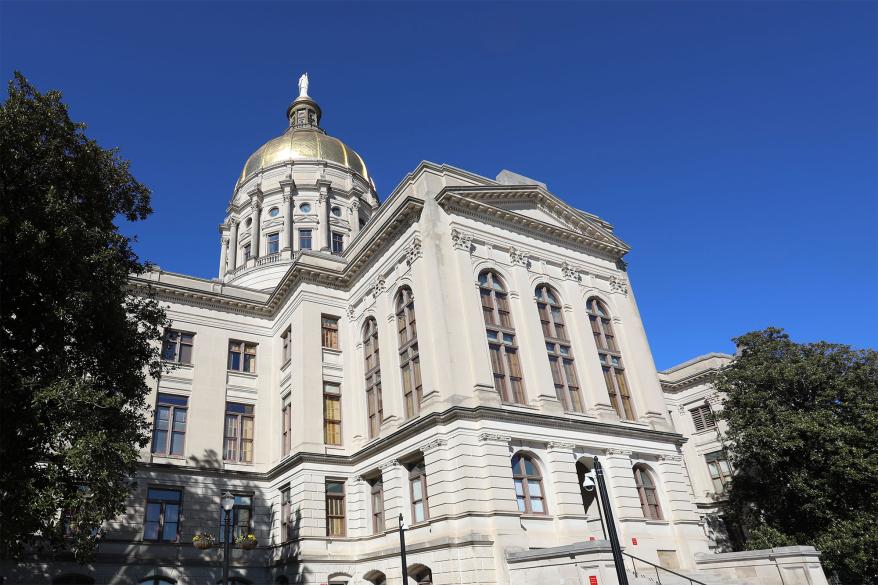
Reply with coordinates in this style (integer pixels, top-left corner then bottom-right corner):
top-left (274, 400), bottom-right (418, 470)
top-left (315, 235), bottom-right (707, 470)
top-left (239, 539), bottom-right (257, 550)
top-left (194, 539), bottom-right (213, 550)
top-left (192, 531), bottom-right (215, 550)
top-left (235, 533), bottom-right (258, 550)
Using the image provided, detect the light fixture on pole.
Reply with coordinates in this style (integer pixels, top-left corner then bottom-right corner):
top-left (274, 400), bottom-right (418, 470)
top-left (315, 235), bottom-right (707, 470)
top-left (582, 469), bottom-right (607, 539)
top-left (398, 513), bottom-right (409, 585)
top-left (221, 491), bottom-right (235, 585)
top-left (593, 456), bottom-right (629, 585)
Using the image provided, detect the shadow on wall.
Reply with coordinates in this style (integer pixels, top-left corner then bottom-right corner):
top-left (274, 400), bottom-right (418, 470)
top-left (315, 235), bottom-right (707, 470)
top-left (274, 507), bottom-right (310, 585)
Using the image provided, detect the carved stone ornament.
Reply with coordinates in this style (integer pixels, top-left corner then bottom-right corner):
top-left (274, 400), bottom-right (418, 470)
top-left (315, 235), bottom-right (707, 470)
top-left (371, 275), bottom-right (386, 299)
top-left (351, 198), bottom-right (361, 210)
top-left (406, 237), bottom-right (423, 265)
top-left (346, 305), bottom-right (356, 320)
top-left (478, 433), bottom-right (512, 444)
top-left (450, 228), bottom-right (474, 253)
top-left (658, 454), bottom-right (683, 463)
top-left (609, 275), bottom-right (628, 296)
top-left (561, 262), bottom-right (582, 282)
top-left (509, 247), bottom-right (529, 268)
top-left (606, 448), bottom-right (633, 457)
top-left (420, 438), bottom-right (448, 453)
top-left (547, 441), bottom-right (576, 451)
top-left (379, 459), bottom-right (400, 471)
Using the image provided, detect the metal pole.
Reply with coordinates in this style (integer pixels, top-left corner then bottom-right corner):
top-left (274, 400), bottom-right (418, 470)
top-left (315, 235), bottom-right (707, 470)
top-left (223, 508), bottom-right (231, 585)
top-left (593, 477), bottom-right (607, 540)
top-left (594, 456), bottom-right (629, 585)
top-left (398, 513), bottom-right (408, 585)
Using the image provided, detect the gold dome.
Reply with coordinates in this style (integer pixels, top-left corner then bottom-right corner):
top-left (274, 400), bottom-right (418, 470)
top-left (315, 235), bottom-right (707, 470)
top-left (239, 128), bottom-right (369, 183)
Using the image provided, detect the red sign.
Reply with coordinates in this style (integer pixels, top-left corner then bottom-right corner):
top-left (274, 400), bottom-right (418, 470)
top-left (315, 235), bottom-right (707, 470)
top-left (589, 536), bottom-right (596, 541)
top-left (589, 576), bottom-right (598, 585)
top-left (632, 537), bottom-right (638, 545)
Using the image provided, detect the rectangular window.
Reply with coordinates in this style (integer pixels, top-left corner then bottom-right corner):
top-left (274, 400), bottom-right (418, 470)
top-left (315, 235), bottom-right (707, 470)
top-left (151, 393), bottom-right (188, 457)
top-left (325, 480), bottom-right (346, 537)
top-left (219, 493), bottom-right (252, 542)
top-left (243, 243), bottom-right (252, 260)
top-left (323, 382), bottom-right (342, 445)
top-left (267, 232), bottom-right (280, 254)
top-left (331, 232), bottom-right (344, 255)
top-left (705, 450), bottom-right (733, 493)
top-left (370, 478), bottom-right (385, 533)
top-left (409, 461), bottom-right (429, 523)
top-left (690, 404), bottom-right (716, 432)
top-left (281, 326), bottom-right (291, 366)
top-left (161, 329), bottom-right (194, 364)
top-left (223, 402), bottom-right (255, 463)
top-left (281, 485), bottom-right (292, 542)
top-left (144, 488), bottom-right (182, 542)
top-left (321, 316), bottom-right (339, 349)
top-left (281, 399), bottom-right (291, 457)
top-left (228, 340), bottom-right (257, 373)
top-left (299, 229), bottom-right (312, 250)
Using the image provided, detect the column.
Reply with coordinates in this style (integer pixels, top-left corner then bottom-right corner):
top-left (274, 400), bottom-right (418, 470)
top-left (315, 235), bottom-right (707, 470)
top-left (546, 442), bottom-right (586, 520)
top-left (317, 180), bottom-right (331, 252)
top-left (218, 236), bottom-right (228, 277)
top-left (379, 459), bottom-right (406, 526)
top-left (420, 438), bottom-right (450, 520)
top-left (251, 201), bottom-right (262, 259)
top-left (350, 198), bottom-right (361, 240)
top-left (229, 220), bottom-right (239, 271)
top-left (282, 193), bottom-right (292, 252)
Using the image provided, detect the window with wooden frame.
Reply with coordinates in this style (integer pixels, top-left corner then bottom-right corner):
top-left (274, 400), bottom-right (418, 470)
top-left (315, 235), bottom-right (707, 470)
top-left (396, 287), bottom-right (422, 418)
top-left (323, 382), bottom-right (342, 445)
top-left (280, 485), bottom-right (292, 542)
top-left (587, 297), bottom-right (635, 420)
top-left (633, 465), bottom-right (663, 520)
top-left (161, 329), bottom-right (193, 364)
top-left (690, 404), bottom-right (716, 432)
top-left (511, 453), bottom-right (546, 514)
top-left (228, 340), bottom-right (257, 373)
top-left (218, 493), bottom-right (252, 542)
top-left (223, 402), bottom-right (254, 463)
top-left (409, 460), bottom-right (429, 523)
top-left (321, 316), bottom-right (339, 349)
top-left (299, 229), bottom-right (312, 250)
top-left (370, 477), bottom-right (385, 533)
top-left (325, 480), bottom-right (346, 537)
top-left (243, 242), bottom-right (252, 260)
top-left (151, 393), bottom-right (188, 457)
top-left (281, 326), bottom-right (291, 366)
top-left (143, 488), bottom-right (182, 542)
top-left (281, 398), bottom-right (291, 457)
top-left (363, 317), bottom-right (383, 439)
top-left (331, 232), bottom-right (344, 255)
top-left (705, 450), bottom-right (733, 493)
top-left (267, 232), bottom-right (280, 255)
top-left (479, 271), bottom-right (525, 404)
top-left (535, 284), bottom-right (583, 412)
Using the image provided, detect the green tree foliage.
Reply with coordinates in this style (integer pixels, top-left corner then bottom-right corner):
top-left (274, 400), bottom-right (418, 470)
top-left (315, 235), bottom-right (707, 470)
top-left (716, 328), bottom-right (878, 583)
top-left (0, 73), bottom-right (166, 562)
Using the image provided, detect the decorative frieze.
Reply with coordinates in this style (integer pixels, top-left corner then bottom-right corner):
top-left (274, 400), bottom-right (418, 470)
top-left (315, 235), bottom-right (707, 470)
top-left (346, 305), bottom-right (356, 320)
top-left (609, 275), bottom-right (628, 296)
top-left (370, 275), bottom-right (386, 299)
top-left (561, 261), bottom-right (582, 282)
top-left (405, 237), bottom-right (423, 265)
top-left (451, 228), bottom-right (474, 253)
top-left (478, 433), bottom-right (512, 444)
top-left (420, 438), bottom-right (448, 453)
top-left (547, 441), bottom-right (576, 451)
top-left (509, 247), bottom-right (530, 268)
top-left (606, 448), bottom-right (633, 457)
top-left (658, 454), bottom-right (683, 463)
top-left (379, 459), bottom-right (400, 471)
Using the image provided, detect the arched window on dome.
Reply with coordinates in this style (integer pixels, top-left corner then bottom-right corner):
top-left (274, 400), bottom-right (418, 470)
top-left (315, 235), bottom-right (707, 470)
top-left (535, 284), bottom-right (583, 412)
top-left (633, 465), bottom-right (663, 520)
top-left (511, 453), bottom-right (546, 514)
top-left (395, 287), bottom-right (421, 418)
top-left (479, 270), bottom-right (525, 404)
top-left (363, 317), bottom-right (383, 438)
top-left (586, 297), bottom-right (635, 420)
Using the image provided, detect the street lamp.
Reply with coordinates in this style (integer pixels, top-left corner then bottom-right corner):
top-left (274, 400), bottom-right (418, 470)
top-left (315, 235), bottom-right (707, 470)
top-left (221, 491), bottom-right (235, 585)
top-left (582, 469), bottom-right (607, 539)
top-left (593, 456), bottom-right (629, 585)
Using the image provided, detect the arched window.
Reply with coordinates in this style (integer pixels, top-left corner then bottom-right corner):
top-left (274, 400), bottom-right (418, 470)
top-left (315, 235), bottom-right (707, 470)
top-left (479, 271), bottom-right (525, 403)
top-left (408, 565), bottom-right (433, 584)
top-left (396, 287), bottom-right (421, 418)
top-left (140, 578), bottom-right (174, 585)
top-left (511, 453), bottom-right (546, 514)
top-left (587, 297), bottom-right (635, 420)
top-left (535, 285), bottom-right (583, 412)
top-left (575, 460), bottom-right (597, 514)
top-left (633, 465), bottom-right (662, 520)
top-left (363, 317), bottom-right (383, 438)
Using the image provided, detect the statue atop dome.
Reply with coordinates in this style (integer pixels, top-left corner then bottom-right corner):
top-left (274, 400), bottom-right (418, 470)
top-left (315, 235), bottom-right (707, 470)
top-left (298, 72), bottom-right (309, 98)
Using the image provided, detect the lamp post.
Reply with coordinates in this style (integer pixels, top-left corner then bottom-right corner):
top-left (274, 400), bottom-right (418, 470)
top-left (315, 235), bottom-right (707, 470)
top-left (398, 513), bottom-right (408, 585)
top-left (593, 456), bottom-right (629, 585)
top-left (221, 491), bottom-right (235, 585)
top-left (582, 469), bottom-right (607, 539)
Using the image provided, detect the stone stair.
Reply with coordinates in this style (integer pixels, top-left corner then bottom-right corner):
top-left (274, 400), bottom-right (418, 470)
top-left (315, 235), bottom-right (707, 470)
top-left (626, 568), bottom-right (758, 585)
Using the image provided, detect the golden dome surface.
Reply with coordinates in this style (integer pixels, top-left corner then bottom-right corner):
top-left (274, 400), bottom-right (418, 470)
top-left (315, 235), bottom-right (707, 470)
top-left (240, 129), bottom-right (368, 183)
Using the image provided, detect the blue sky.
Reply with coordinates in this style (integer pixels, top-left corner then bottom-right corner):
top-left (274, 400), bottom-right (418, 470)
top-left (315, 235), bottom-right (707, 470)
top-left (2, 1), bottom-right (876, 369)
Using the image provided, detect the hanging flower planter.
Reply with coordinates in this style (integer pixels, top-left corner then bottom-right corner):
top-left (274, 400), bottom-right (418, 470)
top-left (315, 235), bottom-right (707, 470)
top-left (192, 531), bottom-right (215, 550)
top-left (235, 533), bottom-right (257, 550)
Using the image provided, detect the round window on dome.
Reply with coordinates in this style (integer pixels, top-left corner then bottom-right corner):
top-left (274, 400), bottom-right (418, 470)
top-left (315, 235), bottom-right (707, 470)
top-left (299, 203), bottom-right (312, 213)
top-left (269, 207), bottom-right (279, 217)
top-left (331, 206), bottom-right (342, 217)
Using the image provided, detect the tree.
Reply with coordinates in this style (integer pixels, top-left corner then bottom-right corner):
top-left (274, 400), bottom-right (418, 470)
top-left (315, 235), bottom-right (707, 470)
top-left (715, 328), bottom-right (878, 583)
top-left (0, 73), bottom-right (166, 562)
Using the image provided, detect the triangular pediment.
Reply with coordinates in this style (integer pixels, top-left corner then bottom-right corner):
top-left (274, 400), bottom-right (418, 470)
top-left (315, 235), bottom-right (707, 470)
top-left (490, 198), bottom-right (582, 231)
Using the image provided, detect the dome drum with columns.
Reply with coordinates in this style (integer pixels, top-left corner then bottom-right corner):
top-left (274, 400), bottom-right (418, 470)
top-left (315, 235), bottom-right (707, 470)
top-left (218, 75), bottom-right (379, 290)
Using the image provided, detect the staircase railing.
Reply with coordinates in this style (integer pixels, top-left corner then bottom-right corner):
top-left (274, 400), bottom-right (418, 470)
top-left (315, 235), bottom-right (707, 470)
top-left (622, 552), bottom-right (707, 585)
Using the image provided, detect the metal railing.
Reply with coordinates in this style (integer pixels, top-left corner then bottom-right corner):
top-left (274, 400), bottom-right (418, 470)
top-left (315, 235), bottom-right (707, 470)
top-left (623, 552), bottom-right (707, 585)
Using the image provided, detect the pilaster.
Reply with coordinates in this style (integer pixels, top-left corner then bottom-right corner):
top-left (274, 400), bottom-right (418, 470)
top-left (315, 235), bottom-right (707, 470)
top-left (420, 437), bottom-right (450, 519)
top-left (656, 455), bottom-right (700, 523)
top-left (346, 476), bottom-right (367, 537)
top-left (379, 459), bottom-right (405, 526)
top-left (229, 220), bottom-right (239, 271)
top-left (477, 433), bottom-right (518, 515)
top-left (601, 449), bottom-right (643, 526)
top-left (545, 442), bottom-right (584, 519)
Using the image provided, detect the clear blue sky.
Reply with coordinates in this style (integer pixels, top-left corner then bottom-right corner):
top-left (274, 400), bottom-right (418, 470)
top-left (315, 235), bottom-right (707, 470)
top-left (3, 1), bottom-right (876, 369)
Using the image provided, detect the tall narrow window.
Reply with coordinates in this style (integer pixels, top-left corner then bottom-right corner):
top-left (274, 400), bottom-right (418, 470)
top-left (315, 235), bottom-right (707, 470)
top-left (370, 478), bottom-right (385, 533)
top-left (280, 485), bottom-right (292, 542)
top-left (535, 285), bottom-right (583, 412)
top-left (479, 271), bottom-right (525, 404)
top-left (323, 382), bottom-right (342, 445)
top-left (331, 232), bottom-right (344, 255)
top-left (281, 398), bottom-right (291, 457)
top-left (409, 460), bottom-right (429, 523)
top-left (705, 451), bottom-right (732, 493)
top-left (633, 465), bottom-right (663, 520)
top-left (299, 229), bottom-right (312, 250)
top-left (396, 287), bottom-right (422, 418)
top-left (223, 402), bottom-right (254, 463)
top-left (243, 243), bottom-right (252, 260)
top-left (151, 393), bottom-right (188, 457)
top-left (219, 494), bottom-right (252, 542)
top-left (690, 404), bottom-right (715, 432)
top-left (228, 340), bottom-right (257, 373)
top-left (325, 480), bottom-right (346, 537)
top-left (512, 453), bottom-right (546, 514)
top-left (281, 326), bottom-right (291, 366)
top-left (587, 297), bottom-right (635, 420)
top-left (321, 316), bottom-right (339, 349)
top-left (267, 232), bottom-right (280, 254)
top-left (363, 318), bottom-right (383, 438)
top-left (144, 488), bottom-right (182, 542)
top-left (161, 329), bottom-right (194, 364)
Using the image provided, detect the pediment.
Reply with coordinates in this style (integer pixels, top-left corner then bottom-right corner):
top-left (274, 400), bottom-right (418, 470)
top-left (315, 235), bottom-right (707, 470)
top-left (490, 199), bottom-right (581, 231)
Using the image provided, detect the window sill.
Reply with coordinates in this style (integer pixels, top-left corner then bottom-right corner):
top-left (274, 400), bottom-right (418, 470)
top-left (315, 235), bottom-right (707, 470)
top-left (227, 370), bottom-right (258, 378)
top-left (646, 519), bottom-right (670, 525)
top-left (519, 513), bottom-right (552, 520)
top-left (501, 402), bottom-right (539, 411)
top-left (322, 347), bottom-right (342, 354)
top-left (151, 454), bottom-right (187, 462)
top-left (163, 361), bottom-right (193, 369)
